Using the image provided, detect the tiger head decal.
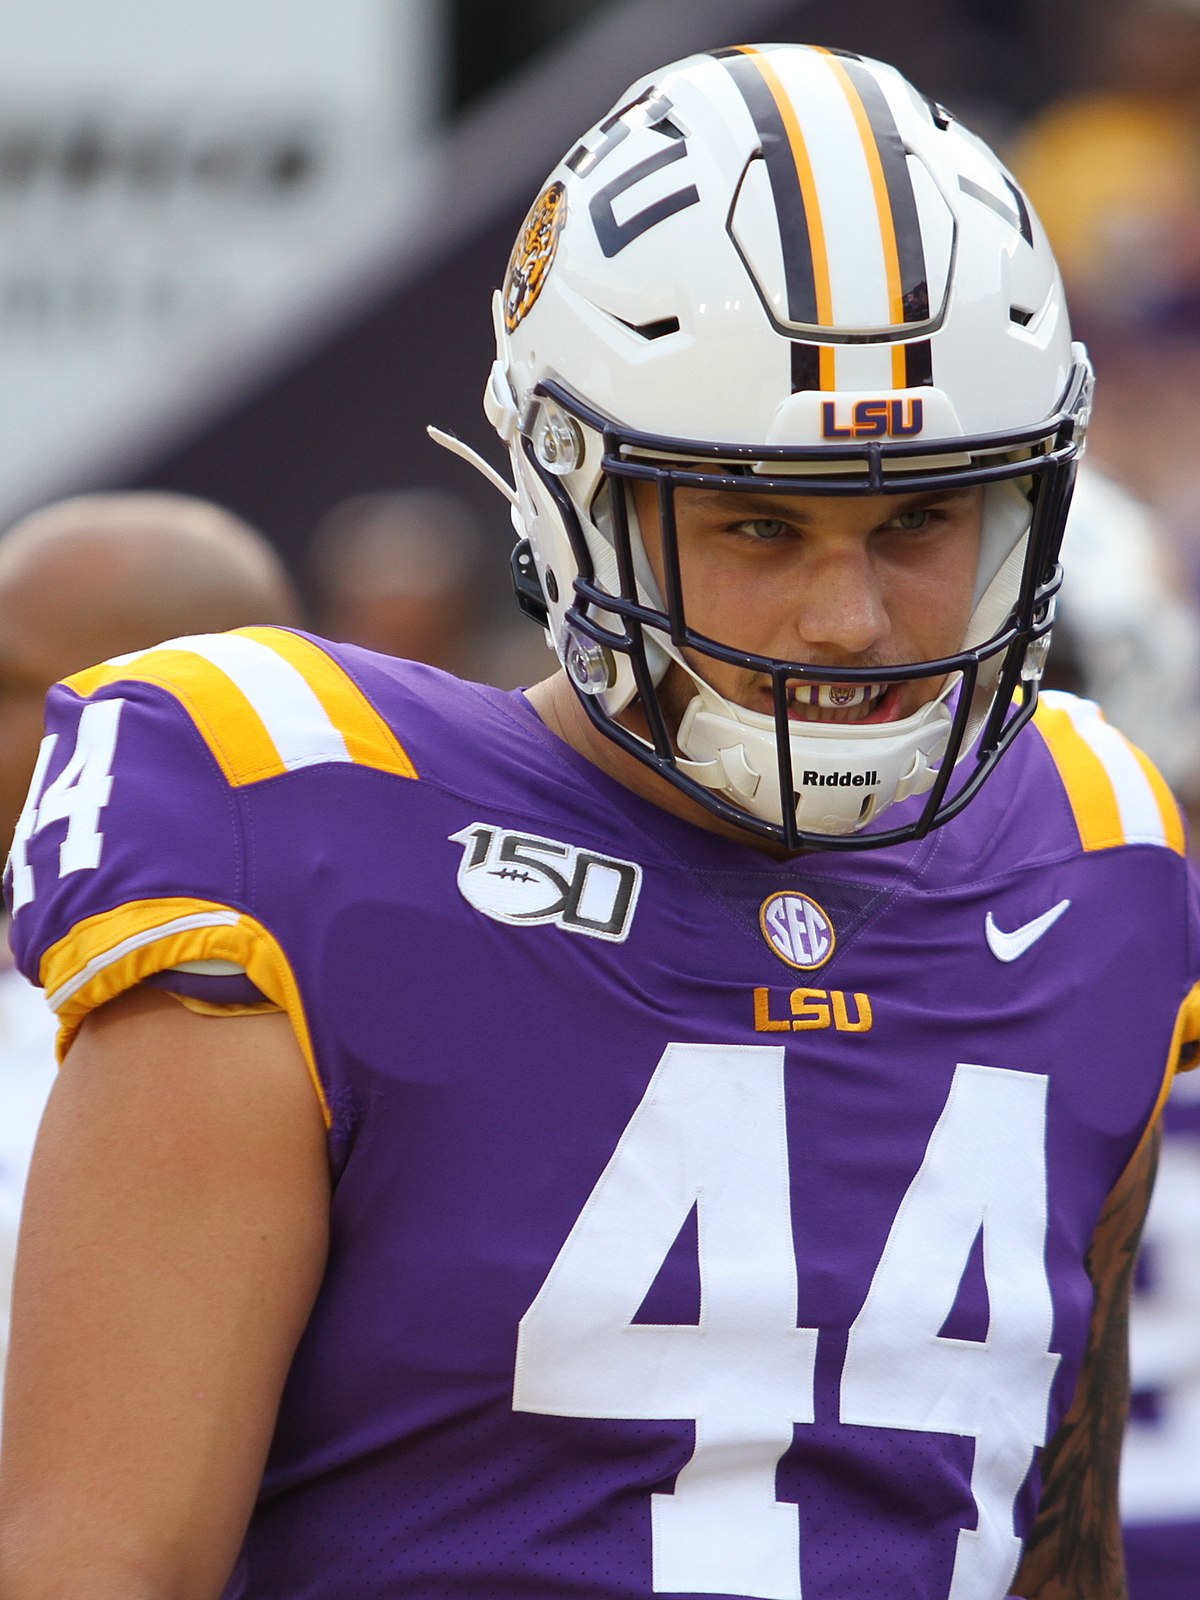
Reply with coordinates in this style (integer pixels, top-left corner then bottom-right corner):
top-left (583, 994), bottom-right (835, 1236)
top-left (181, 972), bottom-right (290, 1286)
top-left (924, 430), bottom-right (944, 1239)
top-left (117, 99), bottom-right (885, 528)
top-left (503, 181), bottom-right (568, 333)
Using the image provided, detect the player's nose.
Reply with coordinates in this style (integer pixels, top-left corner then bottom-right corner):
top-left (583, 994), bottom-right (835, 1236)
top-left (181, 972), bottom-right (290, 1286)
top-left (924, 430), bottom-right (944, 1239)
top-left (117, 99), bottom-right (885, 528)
top-left (787, 545), bottom-right (889, 660)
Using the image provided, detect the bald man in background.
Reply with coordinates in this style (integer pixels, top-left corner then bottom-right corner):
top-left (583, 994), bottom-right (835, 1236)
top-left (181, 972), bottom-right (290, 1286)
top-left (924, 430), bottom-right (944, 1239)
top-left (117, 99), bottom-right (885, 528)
top-left (0, 492), bottom-right (301, 1407)
top-left (0, 492), bottom-right (300, 854)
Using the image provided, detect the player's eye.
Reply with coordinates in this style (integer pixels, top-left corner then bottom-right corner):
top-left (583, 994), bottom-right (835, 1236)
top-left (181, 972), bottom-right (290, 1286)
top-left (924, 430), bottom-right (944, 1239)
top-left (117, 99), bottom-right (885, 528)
top-left (737, 517), bottom-right (789, 542)
top-left (890, 508), bottom-right (933, 532)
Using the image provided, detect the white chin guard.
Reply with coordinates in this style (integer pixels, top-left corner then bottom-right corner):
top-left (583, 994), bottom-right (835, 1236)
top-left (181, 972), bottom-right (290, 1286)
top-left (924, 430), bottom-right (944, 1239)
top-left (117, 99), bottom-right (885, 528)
top-left (676, 688), bottom-right (955, 836)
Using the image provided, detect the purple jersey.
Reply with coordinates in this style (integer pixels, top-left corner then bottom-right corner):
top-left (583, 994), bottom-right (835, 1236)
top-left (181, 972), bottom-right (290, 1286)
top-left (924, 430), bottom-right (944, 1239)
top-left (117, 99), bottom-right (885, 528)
top-left (8, 628), bottom-right (1200, 1600)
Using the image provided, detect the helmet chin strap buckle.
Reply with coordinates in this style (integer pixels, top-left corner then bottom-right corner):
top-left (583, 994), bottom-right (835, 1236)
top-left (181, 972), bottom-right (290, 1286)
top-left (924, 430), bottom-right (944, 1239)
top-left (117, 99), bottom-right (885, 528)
top-left (1021, 628), bottom-right (1054, 684)
top-left (676, 696), bottom-right (760, 798)
top-left (484, 358), bottom-right (520, 444)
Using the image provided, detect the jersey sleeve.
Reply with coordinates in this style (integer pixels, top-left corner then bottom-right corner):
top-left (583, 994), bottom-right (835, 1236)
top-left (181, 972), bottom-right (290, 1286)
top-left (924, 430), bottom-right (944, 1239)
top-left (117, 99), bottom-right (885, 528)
top-left (4, 659), bottom-right (271, 1054)
top-left (3, 627), bottom-right (418, 1128)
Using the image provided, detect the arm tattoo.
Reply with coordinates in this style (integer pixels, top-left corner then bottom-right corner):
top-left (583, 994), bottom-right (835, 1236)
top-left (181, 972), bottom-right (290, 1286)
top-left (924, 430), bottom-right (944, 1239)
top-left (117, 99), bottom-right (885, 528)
top-left (1013, 1123), bottom-right (1160, 1600)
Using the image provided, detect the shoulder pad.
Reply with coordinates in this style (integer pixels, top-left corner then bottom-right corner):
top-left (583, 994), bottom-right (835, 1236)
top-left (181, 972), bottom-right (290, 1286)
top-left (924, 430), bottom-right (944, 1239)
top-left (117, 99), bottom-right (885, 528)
top-left (65, 626), bottom-right (417, 788)
top-left (1034, 691), bottom-right (1187, 854)
top-left (5, 653), bottom-right (333, 1124)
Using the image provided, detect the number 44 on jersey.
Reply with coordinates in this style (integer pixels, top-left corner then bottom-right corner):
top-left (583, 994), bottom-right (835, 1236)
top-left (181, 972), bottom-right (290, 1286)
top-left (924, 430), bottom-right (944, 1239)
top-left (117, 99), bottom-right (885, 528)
top-left (515, 1045), bottom-right (1058, 1600)
top-left (7, 700), bottom-right (124, 915)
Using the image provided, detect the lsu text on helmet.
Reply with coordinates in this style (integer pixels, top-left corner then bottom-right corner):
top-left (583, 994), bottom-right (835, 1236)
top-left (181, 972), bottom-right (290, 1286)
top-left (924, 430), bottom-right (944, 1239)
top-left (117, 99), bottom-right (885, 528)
top-left (454, 43), bottom-right (1093, 849)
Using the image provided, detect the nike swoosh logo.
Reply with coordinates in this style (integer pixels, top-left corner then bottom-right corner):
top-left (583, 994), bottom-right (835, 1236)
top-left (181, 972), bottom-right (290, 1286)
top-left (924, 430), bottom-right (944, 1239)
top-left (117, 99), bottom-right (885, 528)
top-left (985, 899), bottom-right (1071, 962)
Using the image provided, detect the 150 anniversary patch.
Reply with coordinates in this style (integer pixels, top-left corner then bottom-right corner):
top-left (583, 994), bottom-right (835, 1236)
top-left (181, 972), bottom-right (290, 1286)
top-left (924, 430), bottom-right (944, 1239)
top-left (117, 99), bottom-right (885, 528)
top-left (450, 822), bottom-right (641, 942)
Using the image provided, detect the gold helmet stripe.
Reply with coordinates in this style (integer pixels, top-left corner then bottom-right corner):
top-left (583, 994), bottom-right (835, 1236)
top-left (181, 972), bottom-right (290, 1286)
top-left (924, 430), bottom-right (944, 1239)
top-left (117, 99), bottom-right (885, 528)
top-left (816, 48), bottom-right (907, 386)
top-left (734, 45), bottom-right (837, 389)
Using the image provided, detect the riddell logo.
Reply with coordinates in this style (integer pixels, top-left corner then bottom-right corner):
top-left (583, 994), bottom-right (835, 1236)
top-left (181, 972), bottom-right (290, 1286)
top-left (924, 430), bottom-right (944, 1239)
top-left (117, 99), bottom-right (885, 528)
top-left (801, 769), bottom-right (879, 789)
top-left (820, 399), bottom-right (924, 439)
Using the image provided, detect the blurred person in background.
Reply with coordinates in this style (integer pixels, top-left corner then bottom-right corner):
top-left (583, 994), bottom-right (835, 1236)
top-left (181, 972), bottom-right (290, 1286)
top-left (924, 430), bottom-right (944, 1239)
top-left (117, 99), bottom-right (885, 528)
top-left (308, 489), bottom-right (484, 675)
top-left (1122, 1058), bottom-right (1200, 1600)
top-left (308, 487), bottom-right (550, 689)
top-left (0, 490), bottom-right (301, 1413)
top-left (1010, 72), bottom-right (1200, 1508)
top-left (1049, 466), bottom-right (1200, 1600)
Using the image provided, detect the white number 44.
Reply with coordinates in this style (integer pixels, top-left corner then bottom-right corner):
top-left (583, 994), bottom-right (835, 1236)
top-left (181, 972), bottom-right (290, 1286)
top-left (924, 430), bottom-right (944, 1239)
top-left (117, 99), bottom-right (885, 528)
top-left (515, 1045), bottom-right (1058, 1600)
top-left (7, 698), bottom-right (124, 914)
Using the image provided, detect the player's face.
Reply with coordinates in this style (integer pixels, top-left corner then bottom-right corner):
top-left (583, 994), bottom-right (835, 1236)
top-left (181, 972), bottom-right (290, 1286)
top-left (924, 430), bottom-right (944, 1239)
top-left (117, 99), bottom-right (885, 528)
top-left (630, 479), bottom-right (984, 729)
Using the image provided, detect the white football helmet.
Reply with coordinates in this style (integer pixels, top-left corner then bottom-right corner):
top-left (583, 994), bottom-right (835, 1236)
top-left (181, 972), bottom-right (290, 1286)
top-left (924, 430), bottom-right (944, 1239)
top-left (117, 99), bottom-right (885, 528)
top-left (446, 43), bottom-right (1093, 849)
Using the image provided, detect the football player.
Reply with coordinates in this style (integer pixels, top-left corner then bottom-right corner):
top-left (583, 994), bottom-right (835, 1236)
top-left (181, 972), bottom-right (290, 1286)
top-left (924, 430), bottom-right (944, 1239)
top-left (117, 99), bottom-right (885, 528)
top-left (1, 45), bottom-right (1197, 1600)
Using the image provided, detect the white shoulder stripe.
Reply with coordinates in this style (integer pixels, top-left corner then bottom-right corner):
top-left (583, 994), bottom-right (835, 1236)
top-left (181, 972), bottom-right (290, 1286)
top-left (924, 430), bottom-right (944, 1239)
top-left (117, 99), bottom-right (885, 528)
top-left (1038, 691), bottom-right (1169, 848)
top-left (113, 632), bottom-right (352, 772)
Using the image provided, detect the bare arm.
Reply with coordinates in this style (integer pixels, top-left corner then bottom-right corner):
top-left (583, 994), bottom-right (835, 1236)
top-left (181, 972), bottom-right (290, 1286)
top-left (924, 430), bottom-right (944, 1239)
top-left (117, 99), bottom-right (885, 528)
top-left (0, 987), bottom-right (330, 1600)
top-left (1012, 1121), bottom-right (1160, 1600)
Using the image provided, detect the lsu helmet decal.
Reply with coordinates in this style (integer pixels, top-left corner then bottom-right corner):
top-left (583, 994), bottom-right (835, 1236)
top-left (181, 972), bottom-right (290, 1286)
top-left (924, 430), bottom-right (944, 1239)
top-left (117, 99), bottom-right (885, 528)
top-left (504, 181), bottom-right (568, 333)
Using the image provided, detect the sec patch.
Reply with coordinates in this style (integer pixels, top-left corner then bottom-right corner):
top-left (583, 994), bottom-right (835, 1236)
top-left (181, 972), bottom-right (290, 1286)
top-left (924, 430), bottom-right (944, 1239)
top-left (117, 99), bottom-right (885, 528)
top-left (760, 891), bottom-right (835, 970)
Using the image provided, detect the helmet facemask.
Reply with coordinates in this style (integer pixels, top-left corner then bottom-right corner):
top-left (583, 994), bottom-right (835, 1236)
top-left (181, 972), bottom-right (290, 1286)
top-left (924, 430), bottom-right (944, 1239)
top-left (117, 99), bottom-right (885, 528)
top-left (510, 369), bottom-right (1089, 851)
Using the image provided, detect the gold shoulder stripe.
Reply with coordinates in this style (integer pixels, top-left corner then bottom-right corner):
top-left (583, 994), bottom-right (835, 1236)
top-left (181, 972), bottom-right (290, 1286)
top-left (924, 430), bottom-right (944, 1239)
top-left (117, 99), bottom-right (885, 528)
top-left (63, 627), bottom-right (416, 788)
top-left (1127, 741), bottom-right (1188, 856)
top-left (1034, 694), bottom-right (1186, 854)
top-left (1177, 978), bottom-right (1200, 1066)
top-left (167, 993), bottom-right (281, 1020)
top-left (236, 627), bottom-right (417, 779)
top-left (1033, 700), bottom-right (1124, 850)
top-left (40, 896), bottom-right (331, 1129)
top-left (66, 646), bottom-right (288, 787)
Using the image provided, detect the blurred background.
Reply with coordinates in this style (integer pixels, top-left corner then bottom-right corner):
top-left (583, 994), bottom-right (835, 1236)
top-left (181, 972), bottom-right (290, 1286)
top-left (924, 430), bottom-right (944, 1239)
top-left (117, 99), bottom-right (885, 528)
top-left (2, 0), bottom-right (1200, 710)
